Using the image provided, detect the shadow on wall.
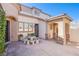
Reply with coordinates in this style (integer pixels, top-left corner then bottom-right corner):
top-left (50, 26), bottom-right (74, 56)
top-left (45, 33), bottom-right (64, 45)
top-left (53, 36), bottom-right (64, 45)
top-left (56, 33), bottom-right (70, 45)
top-left (46, 33), bottom-right (70, 45)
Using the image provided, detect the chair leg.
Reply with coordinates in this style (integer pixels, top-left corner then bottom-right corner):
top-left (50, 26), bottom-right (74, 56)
top-left (32, 41), bottom-right (34, 45)
top-left (36, 40), bottom-right (39, 44)
top-left (24, 41), bottom-right (26, 44)
top-left (27, 41), bottom-right (30, 45)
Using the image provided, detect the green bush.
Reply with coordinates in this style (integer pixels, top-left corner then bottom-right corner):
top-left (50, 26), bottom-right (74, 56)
top-left (28, 33), bottom-right (36, 36)
top-left (0, 8), bottom-right (6, 55)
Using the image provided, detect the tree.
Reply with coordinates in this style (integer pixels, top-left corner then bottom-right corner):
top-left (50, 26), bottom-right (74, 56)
top-left (0, 7), bottom-right (6, 55)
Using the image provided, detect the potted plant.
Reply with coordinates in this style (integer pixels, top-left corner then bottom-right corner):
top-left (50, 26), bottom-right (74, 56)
top-left (30, 33), bottom-right (35, 36)
top-left (18, 34), bottom-right (23, 41)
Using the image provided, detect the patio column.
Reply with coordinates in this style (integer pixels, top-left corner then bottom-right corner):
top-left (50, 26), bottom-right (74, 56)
top-left (63, 17), bottom-right (71, 45)
top-left (10, 18), bottom-right (18, 41)
top-left (63, 22), bottom-right (66, 45)
top-left (7, 16), bottom-right (18, 42)
top-left (57, 21), bottom-right (65, 44)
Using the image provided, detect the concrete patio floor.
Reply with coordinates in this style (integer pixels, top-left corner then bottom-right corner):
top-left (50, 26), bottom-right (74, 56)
top-left (6, 39), bottom-right (79, 56)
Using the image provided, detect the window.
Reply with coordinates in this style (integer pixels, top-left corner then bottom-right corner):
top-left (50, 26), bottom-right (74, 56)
top-left (34, 10), bottom-right (40, 16)
top-left (28, 23), bottom-right (33, 31)
top-left (19, 22), bottom-right (23, 31)
top-left (24, 23), bottom-right (28, 31)
top-left (18, 22), bottom-right (34, 32)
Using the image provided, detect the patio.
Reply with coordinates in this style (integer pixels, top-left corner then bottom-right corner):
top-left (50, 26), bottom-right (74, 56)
top-left (6, 39), bottom-right (79, 56)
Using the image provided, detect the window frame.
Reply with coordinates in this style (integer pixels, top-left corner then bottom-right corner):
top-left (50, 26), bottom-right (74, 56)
top-left (28, 23), bottom-right (33, 32)
top-left (18, 22), bottom-right (34, 32)
top-left (18, 22), bottom-right (24, 32)
top-left (24, 22), bottom-right (29, 32)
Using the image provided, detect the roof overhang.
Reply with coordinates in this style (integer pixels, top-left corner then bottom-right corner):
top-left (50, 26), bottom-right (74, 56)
top-left (47, 14), bottom-right (72, 22)
top-left (6, 16), bottom-right (16, 21)
top-left (19, 11), bottom-right (47, 22)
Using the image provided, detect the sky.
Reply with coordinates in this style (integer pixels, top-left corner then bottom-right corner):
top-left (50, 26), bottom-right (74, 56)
top-left (22, 3), bottom-right (79, 22)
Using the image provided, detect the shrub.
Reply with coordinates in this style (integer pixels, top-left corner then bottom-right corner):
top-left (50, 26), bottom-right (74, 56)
top-left (28, 33), bottom-right (35, 36)
top-left (0, 8), bottom-right (6, 55)
top-left (18, 34), bottom-right (23, 41)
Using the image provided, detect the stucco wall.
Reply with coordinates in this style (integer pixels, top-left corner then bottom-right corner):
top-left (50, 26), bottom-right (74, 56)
top-left (1, 3), bottom-right (18, 17)
top-left (21, 5), bottom-right (32, 14)
top-left (39, 20), bottom-right (47, 39)
top-left (39, 12), bottom-right (50, 20)
top-left (1, 3), bottom-right (18, 41)
top-left (47, 20), bottom-right (64, 39)
top-left (10, 20), bottom-right (18, 41)
top-left (47, 22), bottom-right (53, 39)
top-left (70, 29), bottom-right (79, 42)
top-left (70, 21), bottom-right (79, 42)
top-left (18, 15), bottom-right (38, 37)
top-left (58, 21), bottom-right (64, 38)
top-left (18, 15), bottom-right (46, 39)
top-left (18, 15), bottom-right (39, 23)
top-left (20, 5), bottom-right (50, 20)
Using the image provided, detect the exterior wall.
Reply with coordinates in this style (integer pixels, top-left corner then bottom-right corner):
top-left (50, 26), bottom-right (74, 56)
top-left (1, 3), bottom-right (18, 17)
top-left (17, 5), bottom-right (50, 39)
top-left (1, 3), bottom-right (48, 41)
top-left (70, 28), bottom-right (79, 42)
top-left (6, 18), bottom-right (18, 41)
top-left (58, 21), bottom-right (64, 39)
top-left (47, 18), bottom-right (71, 44)
top-left (18, 15), bottom-right (39, 23)
top-left (1, 3), bottom-right (72, 43)
top-left (10, 19), bottom-right (18, 41)
top-left (18, 15), bottom-right (46, 39)
top-left (20, 5), bottom-right (50, 20)
top-left (63, 18), bottom-right (71, 44)
top-left (32, 7), bottom-right (41, 16)
top-left (39, 20), bottom-right (47, 39)
top-left (1, 3), bottom-right (18, 41)
top-left (47, 22), bottom-right (53, 39)
top-left (47, 19), bottom-right (64, 40)
top-left (70, 22), bottom-right (79, 42)
top-left (21, 5), bottom-right (32, 14)
top-left (18, 15), bottom-right (38, 37)
top-left (39, 12), bottom-right (50, 20)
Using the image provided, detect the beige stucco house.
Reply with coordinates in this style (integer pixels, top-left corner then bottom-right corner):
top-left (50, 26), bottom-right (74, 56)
top-left (0, 3), bottom-right (73, 45)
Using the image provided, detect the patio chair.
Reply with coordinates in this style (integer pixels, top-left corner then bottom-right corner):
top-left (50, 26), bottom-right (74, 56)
top-left (33, 36), bottom-right (39, 44)
top-left (23, 38), bottom-right (28, 44)
top-left (18, 34), bottom-right (23, 41)
top-left (36, 39), bottom-right (39, 44)
top-left (29, 37), bottom-right (35, 45)
top-left (23, 36), bottom-right (30, 44)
